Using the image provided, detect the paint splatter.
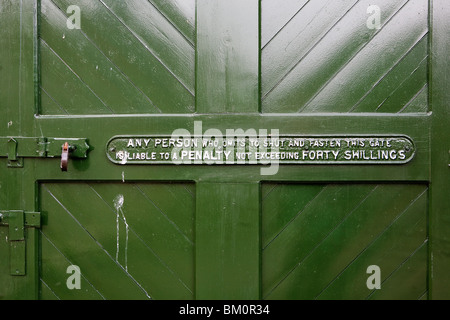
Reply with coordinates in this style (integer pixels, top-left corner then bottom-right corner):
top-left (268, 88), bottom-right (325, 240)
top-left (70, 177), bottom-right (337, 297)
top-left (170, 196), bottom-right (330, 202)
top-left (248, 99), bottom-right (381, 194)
top-left (113, 194), bottom-right (129, 272)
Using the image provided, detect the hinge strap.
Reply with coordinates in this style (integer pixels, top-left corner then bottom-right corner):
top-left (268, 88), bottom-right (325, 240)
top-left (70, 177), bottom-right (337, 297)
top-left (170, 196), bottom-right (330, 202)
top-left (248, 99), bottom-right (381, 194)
top-left (0, 211), bottom-right (41, 276)
top-left (0, 137), bottom-right (89, 158)
top-left (0, 137), bottom-right (89, 168)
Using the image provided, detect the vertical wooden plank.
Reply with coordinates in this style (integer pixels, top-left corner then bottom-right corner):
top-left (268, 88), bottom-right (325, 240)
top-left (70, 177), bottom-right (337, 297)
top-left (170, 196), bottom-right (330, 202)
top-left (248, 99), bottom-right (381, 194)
top-left (0, 0), bottom-right (39, 299)
top-left (195, 0), bottom-right (261, 298)
top-left (196, 0), bottom-right (259, 113)
top-left (430, 0), bottom-right (450, 300)
top-left (195, 182), bottom-right (260, 299)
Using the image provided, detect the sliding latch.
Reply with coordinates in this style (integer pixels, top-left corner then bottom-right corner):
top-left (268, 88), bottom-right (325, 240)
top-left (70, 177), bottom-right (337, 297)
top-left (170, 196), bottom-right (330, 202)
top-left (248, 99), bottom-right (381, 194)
top-left (0, 137), bottom-right (89, 169)
top-left (0, 211), bottom-right (41, 275)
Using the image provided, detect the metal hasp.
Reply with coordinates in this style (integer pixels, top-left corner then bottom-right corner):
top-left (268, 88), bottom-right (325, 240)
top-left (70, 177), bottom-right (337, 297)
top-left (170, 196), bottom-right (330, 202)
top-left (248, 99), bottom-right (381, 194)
top-left (0, 211), bottom-right (41, 275)
top-left (0, 137), bottom-right (90, 168)
top-left (60, 142), bottom-right (69, 172)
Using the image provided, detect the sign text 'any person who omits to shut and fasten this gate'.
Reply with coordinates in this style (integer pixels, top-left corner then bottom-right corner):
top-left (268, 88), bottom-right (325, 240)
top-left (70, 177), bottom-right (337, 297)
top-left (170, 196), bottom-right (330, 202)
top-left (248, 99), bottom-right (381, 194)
top-left (106, 134), bottom-right (415, 165)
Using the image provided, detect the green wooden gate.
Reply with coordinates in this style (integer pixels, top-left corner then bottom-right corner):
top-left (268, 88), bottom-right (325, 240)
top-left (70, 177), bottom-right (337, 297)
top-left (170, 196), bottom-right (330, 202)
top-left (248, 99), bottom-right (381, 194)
top-left (0, 0), bottom-right (449, 300)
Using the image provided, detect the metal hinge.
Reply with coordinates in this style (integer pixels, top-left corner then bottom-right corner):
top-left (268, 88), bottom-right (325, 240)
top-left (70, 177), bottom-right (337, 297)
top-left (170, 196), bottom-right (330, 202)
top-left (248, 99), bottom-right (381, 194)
top-left (0, 211), bottom-right (41, 275)
top-left (0, 137), bottom-right (89, 168)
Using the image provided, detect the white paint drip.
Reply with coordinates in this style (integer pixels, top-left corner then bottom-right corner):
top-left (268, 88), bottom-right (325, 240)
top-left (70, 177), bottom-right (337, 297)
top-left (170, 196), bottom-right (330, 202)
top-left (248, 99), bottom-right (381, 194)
top-left (122, 171), bottom-right (125, 183)
top-left (113, 194), bottom-right (129, 272)
top-left (121, 210), bottom-right (129, 272)
top-left (114, 195), bottom-right (122, 261)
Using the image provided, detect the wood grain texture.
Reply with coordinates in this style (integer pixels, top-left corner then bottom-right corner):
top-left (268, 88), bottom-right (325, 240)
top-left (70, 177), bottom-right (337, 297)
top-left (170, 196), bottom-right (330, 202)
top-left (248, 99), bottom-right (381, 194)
top-left (262, 183), bottom-right (428, 300)
top-left (262, 0), bottom-right (429, 113)
top-left (39, 182), bottom-right (195, 300)
top-left (39, 0), bottom-right (195, 115)
top-left (196, 0), bottom-right (259, 113)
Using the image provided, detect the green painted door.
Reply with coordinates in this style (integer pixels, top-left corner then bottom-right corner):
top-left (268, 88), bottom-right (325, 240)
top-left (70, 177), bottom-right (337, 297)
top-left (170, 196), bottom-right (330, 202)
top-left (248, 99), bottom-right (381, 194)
top-left (0, 0), bottom-right (449, 300)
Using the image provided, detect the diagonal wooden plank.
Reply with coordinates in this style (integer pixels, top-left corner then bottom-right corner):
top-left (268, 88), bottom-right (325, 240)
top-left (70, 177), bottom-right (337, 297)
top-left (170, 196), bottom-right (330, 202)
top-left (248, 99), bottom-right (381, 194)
top-left (40, 39), bottom-right (113, 114)
top-left (42, 0), bottom-right (194, 114)
top-left (149, 0), bottom-right (195, 46)
top-left (183, 183), bottom-right (195, 199)
top-left (41, 184), bottom-right (152, 299)
top-left (264, 184), bottom-right (426, 300)
top-left (40, 231), bottom-right (105, 300)
top-left (376, 57), bottom-right (428, 112)
top-left (399, 84), bottom-right (428, 113)
top-left (133, 185), bottom-right (193, 244)
top-left (136, 183), bottom-right (195, 242)
top-left (261, 183), bottom-right (277, 200)
top-left (262, 0), bottom-right (429, 113)
top-left (316, 187), bottom-right (427, 299)
top-left (40, 279), bottom-right (60, 300)
top-left (298, 0), bottom-right (422, 113)
top-left (88, 182), bottom-right (195, 294)
top-left (419, 291), bottom-right (428, 300)
top-left (261, 0), bottom-right (311, 48)
top-left (349, 34), bottom-right (428, 112)
top-left (262, 184), bottom-right (376, 296)
top-left (368, 240), bottom-right (428, 300)
top-left (262, 184), bottom-right (326, 248)
top-left (40, 0), bottom-right (162, 114)
top-left (99, 0), bottom-right (195, 95)
top-left (42, 183), bottom-right (195, 299)
top-left (262, 0), bottom-right (358, 99)
top-left (39, 85), bottom-right (70, 115)
top-left (305, 33), bottom-right (429, 113)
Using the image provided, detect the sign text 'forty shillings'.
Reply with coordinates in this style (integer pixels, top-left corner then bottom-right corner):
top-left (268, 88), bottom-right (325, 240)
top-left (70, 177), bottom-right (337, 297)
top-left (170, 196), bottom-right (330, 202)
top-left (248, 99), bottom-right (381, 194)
top-left (106, 135), bottom-right (415, 165)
